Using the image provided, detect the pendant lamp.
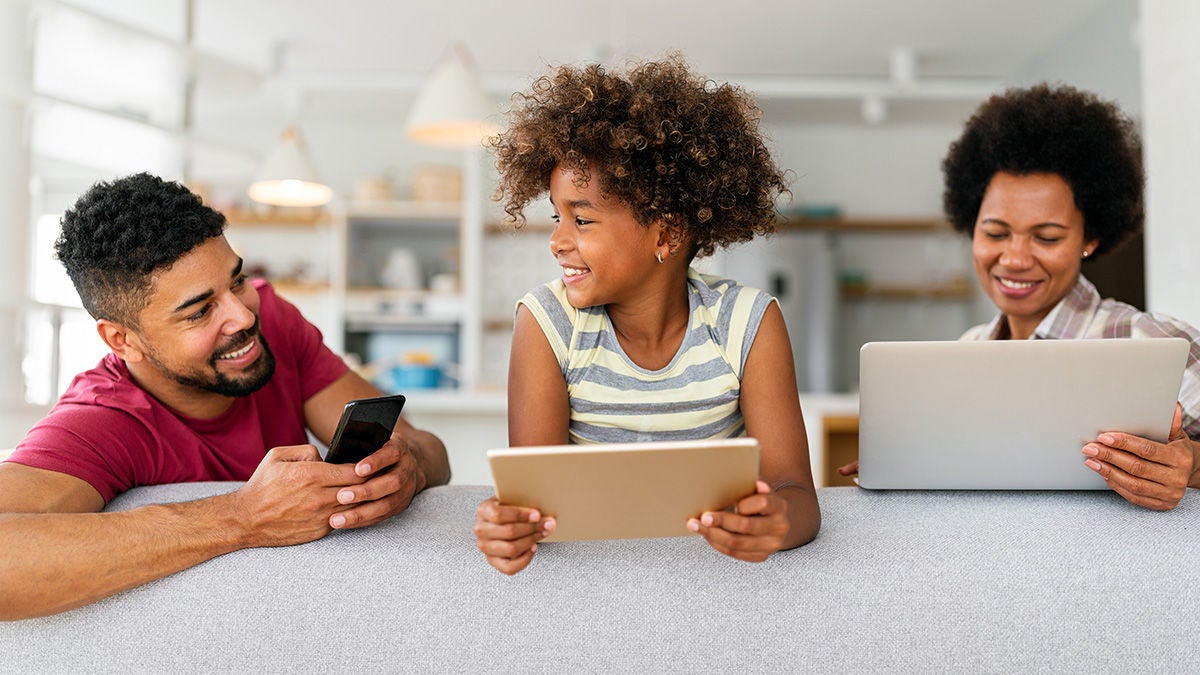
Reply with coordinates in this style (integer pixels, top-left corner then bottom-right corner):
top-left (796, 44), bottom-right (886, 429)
top-left (247, 125), bottom-right (334, 207)
top-left (405, 44), bottom-right (501, 148)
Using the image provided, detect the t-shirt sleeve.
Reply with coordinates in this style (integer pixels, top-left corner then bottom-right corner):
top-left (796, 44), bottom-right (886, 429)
top-left (264, 284), bottom-right (349, 400)
top-left (515, 283), bottom-right (574, 371)
top-left (7, 405), bottom-right (158, 504)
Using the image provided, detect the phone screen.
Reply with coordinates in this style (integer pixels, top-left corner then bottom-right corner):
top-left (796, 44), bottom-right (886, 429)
top-left (324, 394), bottom-right (407, 464)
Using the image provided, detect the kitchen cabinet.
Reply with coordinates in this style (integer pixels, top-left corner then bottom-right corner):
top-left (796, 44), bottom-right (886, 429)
top-left (226, 197), bottom-right (484, 394)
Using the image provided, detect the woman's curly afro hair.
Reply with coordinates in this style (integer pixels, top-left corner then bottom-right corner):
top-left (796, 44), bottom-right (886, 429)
top-left (55, 172), bottom-right (227, 326)
top-left (942, 83), bottom-right (1144, 258)
top-left (489, 54), bottom-right (789, 259)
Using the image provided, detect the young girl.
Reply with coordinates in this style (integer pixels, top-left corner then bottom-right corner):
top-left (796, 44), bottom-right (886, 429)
top-left (474, 56), bottom-right (821, 574)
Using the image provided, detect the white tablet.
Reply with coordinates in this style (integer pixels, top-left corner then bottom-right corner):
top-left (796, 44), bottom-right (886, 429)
top-left (487, 438), bottom-right (760, 542)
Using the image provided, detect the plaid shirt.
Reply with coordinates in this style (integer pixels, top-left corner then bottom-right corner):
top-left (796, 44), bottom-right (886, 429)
top-left (962, 275), bottom-right (1200, 438)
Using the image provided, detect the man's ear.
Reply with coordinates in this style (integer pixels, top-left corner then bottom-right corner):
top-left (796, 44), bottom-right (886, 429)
top-left (96, 320), bottom-right (145, 363)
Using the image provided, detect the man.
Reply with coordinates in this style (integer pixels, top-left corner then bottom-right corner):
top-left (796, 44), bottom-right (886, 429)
top-left (0, 173), bottom-right (450, 620)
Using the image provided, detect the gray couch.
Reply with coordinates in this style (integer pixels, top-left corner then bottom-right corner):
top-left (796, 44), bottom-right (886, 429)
top-left (3, 483), bottom-right (1198, 673)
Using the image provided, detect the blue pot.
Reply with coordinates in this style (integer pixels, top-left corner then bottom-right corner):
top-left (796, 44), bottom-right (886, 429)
top-left (391, 365), bottom-right (441, 389)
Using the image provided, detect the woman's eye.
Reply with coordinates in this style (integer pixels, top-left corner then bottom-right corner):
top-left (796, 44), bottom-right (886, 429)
top-left (1036, 236), bottom-right (1063, 244)
top-left (983, 231), bottom-right (1006, 240)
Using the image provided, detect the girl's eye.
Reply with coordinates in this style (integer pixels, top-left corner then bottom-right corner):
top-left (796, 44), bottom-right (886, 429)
top-left (551, 214), bottom-right (561, 223)
top-left (575, 218), bottom-right (593, 226)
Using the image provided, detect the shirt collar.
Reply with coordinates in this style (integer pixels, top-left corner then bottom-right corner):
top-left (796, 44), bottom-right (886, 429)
top-left (1034, 275), bottom-right (1101, 339)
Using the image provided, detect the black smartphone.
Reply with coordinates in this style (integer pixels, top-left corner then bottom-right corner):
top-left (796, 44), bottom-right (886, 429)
top-left (323, 394), bottom-right (407, 464)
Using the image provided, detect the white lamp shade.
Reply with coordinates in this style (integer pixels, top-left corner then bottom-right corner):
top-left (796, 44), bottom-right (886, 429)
top-left (406, 45), bottom-right (501, 148)
top-left (247, 126), bottom-right (334, 207)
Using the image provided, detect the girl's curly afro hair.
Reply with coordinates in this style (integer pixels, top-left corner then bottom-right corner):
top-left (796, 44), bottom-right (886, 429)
top-left (489, 54), bottom-right (789, 259)
top-left (942, 83), bottom-right (1144, 257)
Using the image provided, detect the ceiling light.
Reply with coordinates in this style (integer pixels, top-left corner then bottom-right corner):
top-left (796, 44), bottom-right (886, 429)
top-left (247, 125), bottom-right (333, 207)
top-left (405, 44), bottom-right (501, 148)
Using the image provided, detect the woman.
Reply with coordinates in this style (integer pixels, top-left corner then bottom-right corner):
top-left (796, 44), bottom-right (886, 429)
top-left (844, 84), bottom-right (1200, 509)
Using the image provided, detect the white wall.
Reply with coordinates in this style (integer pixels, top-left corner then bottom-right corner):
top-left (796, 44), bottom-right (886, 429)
top-left (1141, 0), bottom-right (1200, 325)
top-left (765, 123), bottom-right (962, 216)
top-left (1018, 0), bottom-right (1141, 114)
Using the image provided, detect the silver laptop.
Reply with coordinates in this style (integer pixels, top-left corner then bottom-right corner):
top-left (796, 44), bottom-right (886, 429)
top-left (857, 338), bottom-right (1189, 490)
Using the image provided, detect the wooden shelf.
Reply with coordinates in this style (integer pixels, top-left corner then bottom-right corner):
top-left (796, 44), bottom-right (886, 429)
top-left (225, 207), bottom-right (330, 228)
top-left (781, 215), bottom-right (950, 232)
top-left (347, 200), bottom-right (461, 221)
top-left (840, 280), bottom-right (973, 301)
top-left (487, 216), bottom-right (952, 234)
top-left (270, 281), bottom-right (331, 295)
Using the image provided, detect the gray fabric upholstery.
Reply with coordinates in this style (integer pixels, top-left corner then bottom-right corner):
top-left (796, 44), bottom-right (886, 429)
top-left (2, 484), bottom-right (1198, 673)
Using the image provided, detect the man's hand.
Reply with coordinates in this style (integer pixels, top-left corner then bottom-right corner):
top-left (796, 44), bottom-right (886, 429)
top-left (225, 444), bottom-right (347, 547)
top-left (687, 481), bottom-right (790, 563)
top-left (326, 431), bottom-right (428, 530)
top-left (1083, 403), bottom-right (1196, 510)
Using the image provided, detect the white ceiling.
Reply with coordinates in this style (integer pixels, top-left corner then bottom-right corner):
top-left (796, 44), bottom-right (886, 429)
top-left (34, 0), bottom-right (1133, 195)
top-left (189, 0), bottom-right (1109, 79)
top-left (178, 0), bottom-right (1118, 126)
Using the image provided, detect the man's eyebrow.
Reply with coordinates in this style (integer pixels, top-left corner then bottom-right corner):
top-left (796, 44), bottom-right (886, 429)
top-left (172, 258), bottom-right (245, 314)
top-left (173, 289), bottom-right (214, 314)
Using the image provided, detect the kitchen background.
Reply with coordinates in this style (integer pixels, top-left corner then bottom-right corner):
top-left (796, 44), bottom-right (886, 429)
top-left (5, 0), bottom-right (1194, 483)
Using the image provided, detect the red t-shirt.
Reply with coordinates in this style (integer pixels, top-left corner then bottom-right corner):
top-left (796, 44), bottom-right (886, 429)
top-left (8, 280), bottom-right (348, 504)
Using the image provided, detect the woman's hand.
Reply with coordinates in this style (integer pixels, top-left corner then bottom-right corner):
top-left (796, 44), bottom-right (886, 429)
top-left (1083, 403), bottom-right (1196, 510)
top-left (1083, 425), bottom-right (1193, 508)
top-left (473, 497), bottom-right (556, 575)
top-left (687, 481), bottom-right (790, 562)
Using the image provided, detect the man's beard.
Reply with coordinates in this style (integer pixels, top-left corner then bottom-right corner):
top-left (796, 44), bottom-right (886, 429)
top-left (145, 320), bottom-right (277, 398)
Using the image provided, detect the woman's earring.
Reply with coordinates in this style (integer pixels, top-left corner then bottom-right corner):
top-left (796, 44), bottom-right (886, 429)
top-left (1082, 250), bottom-right (1091, 259)
top-left (656, 251), bottom-right (664, 264)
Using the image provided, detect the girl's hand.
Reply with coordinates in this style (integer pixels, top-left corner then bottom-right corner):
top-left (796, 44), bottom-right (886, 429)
top-left (473, 497), bottom-right (556, 575)
top-left (687, 481), bottom-right (789, 562)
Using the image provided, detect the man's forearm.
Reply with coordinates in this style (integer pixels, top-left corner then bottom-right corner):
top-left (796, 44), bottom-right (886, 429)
top-left (409, 427), bottom-right (451, 488)
top-left (0, 492), bottom-right (248, 621)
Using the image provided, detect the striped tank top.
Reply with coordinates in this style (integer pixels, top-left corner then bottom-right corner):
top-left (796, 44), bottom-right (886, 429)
top-left (517, 267), bottom-right (776, 444)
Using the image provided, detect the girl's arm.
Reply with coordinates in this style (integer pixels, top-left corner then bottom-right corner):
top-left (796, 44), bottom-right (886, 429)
top-left (690, 303), bottom-right (821, 557)
top-left (475, 305), bottom-right (566, 574)
top-left (506, 305), bottom-right (572, 446)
